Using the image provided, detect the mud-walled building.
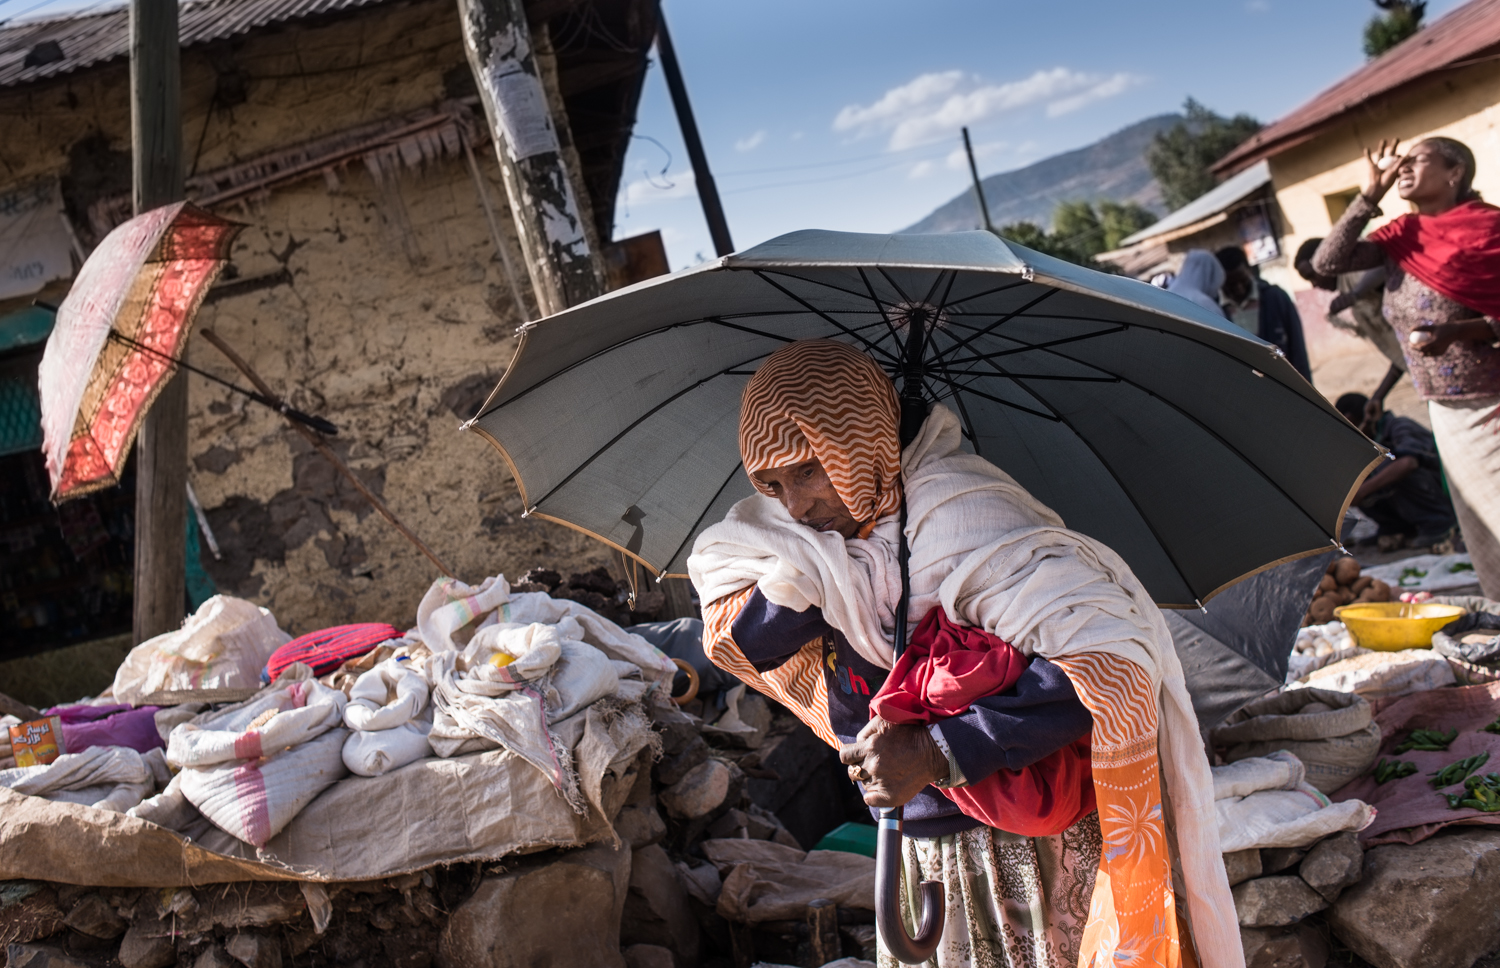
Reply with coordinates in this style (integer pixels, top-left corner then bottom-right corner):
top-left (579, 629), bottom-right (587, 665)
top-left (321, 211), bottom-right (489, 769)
top-left (0, 0), bottom-right (673, 693)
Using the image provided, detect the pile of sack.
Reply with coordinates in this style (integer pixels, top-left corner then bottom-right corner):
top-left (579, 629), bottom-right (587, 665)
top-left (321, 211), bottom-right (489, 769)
top-left (2, 575), bottom-right (676, 852)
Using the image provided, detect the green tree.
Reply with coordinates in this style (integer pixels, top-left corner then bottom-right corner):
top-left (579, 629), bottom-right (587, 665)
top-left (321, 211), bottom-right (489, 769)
top-left (996, 220), bottom-right (1087, 265)
top-left (1364, 0), bottom-right (1425, 57)
top-left (1049, 200), bottom-right (1159, 260)
top-left (1147, 98), bottom-right (1262, 211)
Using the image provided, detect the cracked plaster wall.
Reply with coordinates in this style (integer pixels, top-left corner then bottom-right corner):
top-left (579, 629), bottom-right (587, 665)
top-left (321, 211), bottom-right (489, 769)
top-left (0, 0), bottom-right (616, 634)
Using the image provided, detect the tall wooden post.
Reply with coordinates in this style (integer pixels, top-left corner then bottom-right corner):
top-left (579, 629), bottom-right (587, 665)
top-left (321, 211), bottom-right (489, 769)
top-left (456, 0), bottom-right (602, 315)
top-left (131, 0), bottom-right (186, 644)
top-left (656, 15), bottom-right (733, 258)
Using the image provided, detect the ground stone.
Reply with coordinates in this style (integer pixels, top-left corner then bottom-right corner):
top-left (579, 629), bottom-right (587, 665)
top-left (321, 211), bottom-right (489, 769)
top-left (439, 841), bottom-right (630, 968)
top-left (654, 735), bottom-right (709, 787)
top-left (194, 947), bottom-right (238, 968)
top-left (622, 844), bottom-right (700, 966)
top-left (119, 921), bottom-right (179, 968)
top-left (661, 759), bottom-right (731, 819)
top-left (1224, 848), bottom-right (1264, 887)
top-left (5, 944), bottom-right (93, 968)
top-left (1232, 876), bottom-right (1328, 927)
top-left (622, 944), bottom-right (675, 968)
top-left (616, 800), bottom-right (667, 849)
top-left (1330, 829), bottom-right (1500, 968)
top-left (63, 894), bottom-right (126, 939)
top-left (225, 932), bottom-right (282, 968)
top-left (1261, 847), bottom-right (1308, 874)
top-left (1298, 832), bottom-right (1363, 902)
top-left (1240, 925), bottom-right (1328, 968)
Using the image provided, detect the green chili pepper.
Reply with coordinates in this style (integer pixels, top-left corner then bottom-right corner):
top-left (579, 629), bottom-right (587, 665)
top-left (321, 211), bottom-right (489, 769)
top-left (1373, 758), bottom-right (1419, 783)
top-left (1395, 728), bottom-right (1460, 753)
top-left (1482, 718), bottom-right (1500, 735)
top-left (1431, 751), bottom-right (1492, 788)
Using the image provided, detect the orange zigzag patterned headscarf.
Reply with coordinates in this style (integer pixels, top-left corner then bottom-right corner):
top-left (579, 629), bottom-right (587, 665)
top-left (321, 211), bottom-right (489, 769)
top-left (739, 340), bottom-right (902, 534)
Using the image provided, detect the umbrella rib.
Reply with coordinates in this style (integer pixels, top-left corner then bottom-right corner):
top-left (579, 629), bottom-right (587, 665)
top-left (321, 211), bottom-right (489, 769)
top-left (929, 348), bottom-right (984, 456)
top-left (876, 267), bottom-right (915, 305)
top-left (920, 371), bottom-right (1061, 422)
top-left (941, 278), bottom-right (1036, 308)
top-left (662, 460), bottom-right (748, 573)
top-left (857, 267), bottom-right (904, 347)
top-left (927, 288), bottom-right (1061, 366)
top-left (748, 266), bottom-right (902, 307)
top-left (750, 270), bottom-right (900, 363)
top-left (1011, 377), bottom-right (1203, 602)
top-left (523, 350), bottom-right (771, 513)
top-left (937, 324), bottom-right (1127, 365)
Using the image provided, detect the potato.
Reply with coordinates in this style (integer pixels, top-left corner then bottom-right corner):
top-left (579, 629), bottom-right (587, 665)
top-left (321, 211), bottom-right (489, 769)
top-left (1318, 574), bottom-right (1337, 593)
top-left (1370, 579), bottom-right (1392, 602)
top-left (1334, 557), bottom-right (1362, 586)
top-left (1351, 575), bottom-right (1374, 594)
top-left (1356, 588), bottom-right (1381, 603)
top-left (1326, 560), bottom-right (1341, 576)
top-left (1309, 597), bottom-right (1337, 623)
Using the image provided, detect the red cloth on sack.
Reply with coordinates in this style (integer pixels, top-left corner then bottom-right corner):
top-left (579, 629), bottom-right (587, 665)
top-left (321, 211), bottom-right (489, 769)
top-left (1369, 199), bottom-right (1500, 319)
top-left (870, 608), bottom-right (1095, 836)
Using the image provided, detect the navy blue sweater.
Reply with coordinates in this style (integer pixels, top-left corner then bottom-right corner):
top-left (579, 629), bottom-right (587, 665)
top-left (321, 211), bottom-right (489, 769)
top-left (730, 589), bottom-right (1093, 837)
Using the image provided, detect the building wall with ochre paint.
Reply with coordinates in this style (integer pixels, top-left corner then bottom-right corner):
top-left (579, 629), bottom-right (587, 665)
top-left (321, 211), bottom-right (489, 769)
top-left (0, 0), bottom-right (618, 638)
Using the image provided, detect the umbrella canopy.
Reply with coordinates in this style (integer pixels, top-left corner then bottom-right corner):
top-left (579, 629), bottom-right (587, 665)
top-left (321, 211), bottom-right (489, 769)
top-left (470, 229), bottom-right (1384, 608)
top-left (39, 202), bottom-right (240, 501)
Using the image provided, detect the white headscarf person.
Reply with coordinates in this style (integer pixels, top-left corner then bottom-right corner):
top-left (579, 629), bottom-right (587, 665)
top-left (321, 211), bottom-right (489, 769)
top-left (1168, 249), bottom-right (1229, 317)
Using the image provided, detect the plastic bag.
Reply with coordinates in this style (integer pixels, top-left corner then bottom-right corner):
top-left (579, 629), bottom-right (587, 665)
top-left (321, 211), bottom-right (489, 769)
top-left (112, 596), bottom-right (290, 704)
top-left (342, 720), bottom-right (432, 777)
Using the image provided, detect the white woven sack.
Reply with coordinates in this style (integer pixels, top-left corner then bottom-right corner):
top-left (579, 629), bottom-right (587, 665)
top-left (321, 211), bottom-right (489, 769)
top-left (1293, 649), bottom-right (1456, 700)
top-left (342, 720), bottom-right (432, 777)
top-left (344, 658), bottom-right (429, 732)
top-left (179, 727), bottom-right (348, 847)
top-left (112, 596), bottom-right (290, 703)
top-left (168, 676), bottom-right (346, 769)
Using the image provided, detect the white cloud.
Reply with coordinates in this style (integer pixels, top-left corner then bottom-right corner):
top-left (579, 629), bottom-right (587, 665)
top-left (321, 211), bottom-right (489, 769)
top-left (833, 67), bottom-right (1143, 150)
top-left (1046, 73), bottom-right (1141, 117)
top-left (909, 160), bottom-right (937, 179)
top-left (620, 170), bottom-right (696, 208)
top-left (735, 130), bottom-right (767, 153)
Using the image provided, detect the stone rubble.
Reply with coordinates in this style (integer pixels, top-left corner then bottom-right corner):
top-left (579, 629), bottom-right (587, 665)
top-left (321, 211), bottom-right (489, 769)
top-left (0, 693), bottom-right (866, 968)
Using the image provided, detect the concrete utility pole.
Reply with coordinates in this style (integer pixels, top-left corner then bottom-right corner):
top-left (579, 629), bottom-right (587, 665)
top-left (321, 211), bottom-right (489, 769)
top-left (655, 15), bottom-right (733, 257)
top-left (456, 0), bottom-right (603, 315)
top-left (131, 0), bottom-right (186, 645)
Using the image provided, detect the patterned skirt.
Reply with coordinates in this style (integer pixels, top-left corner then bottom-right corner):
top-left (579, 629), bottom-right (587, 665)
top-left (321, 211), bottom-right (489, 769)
top-left (877, 812), bottom-right (1102, 968)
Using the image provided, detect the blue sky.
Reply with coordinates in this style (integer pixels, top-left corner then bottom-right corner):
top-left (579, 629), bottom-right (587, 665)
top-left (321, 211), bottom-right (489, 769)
top-left (0, 0), bottom-right (1468, 268)
top-left (613, 0), bottom-right (1468, 268)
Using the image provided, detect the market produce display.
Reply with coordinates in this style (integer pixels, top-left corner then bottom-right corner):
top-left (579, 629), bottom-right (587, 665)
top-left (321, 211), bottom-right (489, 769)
top-left (1394, 727), bottom-right (1459, 753)
top-left (1429, 751), bottom-right (1490, 788)
top-left (1372, 758), bottom-right (1418, 783)
top-left (1304, 557), bottom-right (1393, 626)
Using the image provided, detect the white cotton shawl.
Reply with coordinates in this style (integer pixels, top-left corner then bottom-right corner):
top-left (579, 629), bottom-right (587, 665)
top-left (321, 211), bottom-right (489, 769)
top-left (688, 404), bottom-right (1242, 968)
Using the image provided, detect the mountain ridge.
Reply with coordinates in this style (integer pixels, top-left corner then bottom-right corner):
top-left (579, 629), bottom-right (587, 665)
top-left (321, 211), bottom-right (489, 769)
top-left (900, 113), bottom-right (1179, 235)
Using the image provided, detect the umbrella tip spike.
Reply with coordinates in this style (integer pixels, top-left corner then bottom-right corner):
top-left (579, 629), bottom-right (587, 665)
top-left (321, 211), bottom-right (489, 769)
top-left (1251, 369), bottom-right (1265, 378)
top-left (458, 418), bottom-right (475, 432)
top-left (1195, 599), bottom-right (1207, 614)
top-left (521, 505), bottom-right (537, 518)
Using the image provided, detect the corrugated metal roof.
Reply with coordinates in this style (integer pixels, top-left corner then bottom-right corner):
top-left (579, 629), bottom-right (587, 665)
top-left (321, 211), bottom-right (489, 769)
top-left (1118, 160), bottom-right (1271, 247)
top-left (1214, 0), bottom-right (1500, 176)
top-left (0, 0), bottom-right (395, 89)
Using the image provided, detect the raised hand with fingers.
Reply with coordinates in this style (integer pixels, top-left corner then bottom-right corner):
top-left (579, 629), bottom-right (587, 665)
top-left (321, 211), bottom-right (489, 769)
top-left (1362, 138), bottom-right (1406, 203)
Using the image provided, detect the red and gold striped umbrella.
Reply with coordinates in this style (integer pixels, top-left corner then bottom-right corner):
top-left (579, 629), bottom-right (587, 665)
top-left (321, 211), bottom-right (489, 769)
top-left (39, 202), bottom-right (240, 502)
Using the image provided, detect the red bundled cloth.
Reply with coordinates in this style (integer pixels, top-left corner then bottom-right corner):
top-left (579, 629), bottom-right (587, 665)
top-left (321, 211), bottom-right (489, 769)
top-left (1370, 199), bottom-right (1500, 319)
top-left (870, 608), bottom-right (1095, 836)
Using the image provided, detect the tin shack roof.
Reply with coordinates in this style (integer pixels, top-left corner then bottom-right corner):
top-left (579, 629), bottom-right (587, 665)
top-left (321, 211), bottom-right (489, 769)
top-left (1212, 0), bottom-right (1500, 177)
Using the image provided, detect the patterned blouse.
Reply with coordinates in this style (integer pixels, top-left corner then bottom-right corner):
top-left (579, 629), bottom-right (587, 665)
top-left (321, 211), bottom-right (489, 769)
top-left (1313, 194), bottom-right (1500, 401)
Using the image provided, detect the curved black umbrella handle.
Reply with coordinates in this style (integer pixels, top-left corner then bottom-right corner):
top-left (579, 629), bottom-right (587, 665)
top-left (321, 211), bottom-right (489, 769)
top-left (876, 806), bottom-right (944, 963)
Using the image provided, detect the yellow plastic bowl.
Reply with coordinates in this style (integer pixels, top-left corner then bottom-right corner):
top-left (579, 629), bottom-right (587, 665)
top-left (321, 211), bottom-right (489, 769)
top-left (1333, 602), bottom-right (1467, 651)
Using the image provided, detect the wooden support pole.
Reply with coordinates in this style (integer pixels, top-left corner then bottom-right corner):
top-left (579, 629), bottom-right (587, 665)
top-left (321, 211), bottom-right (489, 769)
top-left (456, 0), bottom-right (602, 315)
top-left (199, 330), bottom-right (457, 580)
top-left (655, 15), bottom-right (734, 258)
top-left (806, 899), bottom-right (841, 967)
top-left (130, 0), bottom-right (186, 645)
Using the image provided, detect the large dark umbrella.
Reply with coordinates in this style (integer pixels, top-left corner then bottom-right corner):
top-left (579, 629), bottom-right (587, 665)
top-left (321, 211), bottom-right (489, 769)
top-left (467, 229), bottom-right (1382, 961)
top-left (468, 229), bottom-right (1382, 607)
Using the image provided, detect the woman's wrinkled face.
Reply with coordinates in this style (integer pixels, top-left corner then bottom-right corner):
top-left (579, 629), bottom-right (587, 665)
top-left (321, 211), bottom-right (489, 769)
top-left (1396, 144), bottom-right (1462, 205)
top-left (750, 459), bottom-right (861, 539)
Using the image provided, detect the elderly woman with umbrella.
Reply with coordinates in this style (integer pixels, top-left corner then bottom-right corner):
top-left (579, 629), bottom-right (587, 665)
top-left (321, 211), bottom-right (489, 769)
top-left (469, 229), bottom-right (1385, 968)
top-left (1312, 137), bottom-right (1500, 598)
